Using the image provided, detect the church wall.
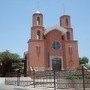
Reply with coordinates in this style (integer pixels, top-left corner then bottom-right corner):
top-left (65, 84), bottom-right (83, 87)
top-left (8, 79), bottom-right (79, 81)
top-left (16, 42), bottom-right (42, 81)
top-left (27, 12), bottom-right (79, 72)
top-left (64, 41), bottom-right (79, 69)
top-left (45, 29), bottom-right (63, 55)
top-left (45, 29), bottom-right (64, 70)
top-left (28, 40), bottom-right (45, 70)
top-left (31, 26), bottom-right (44, 40)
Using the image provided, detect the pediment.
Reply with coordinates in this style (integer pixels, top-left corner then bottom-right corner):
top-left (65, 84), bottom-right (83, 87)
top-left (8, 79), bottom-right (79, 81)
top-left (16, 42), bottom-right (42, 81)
top-left (44, 25), bottom-right (67, 35)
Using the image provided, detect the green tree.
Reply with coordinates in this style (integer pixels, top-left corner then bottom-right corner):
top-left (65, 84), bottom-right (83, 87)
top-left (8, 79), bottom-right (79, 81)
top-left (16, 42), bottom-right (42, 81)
top-left (79, 56), bottom-right (89, 65)
top-left (0, 50), bottom-right (21, 76)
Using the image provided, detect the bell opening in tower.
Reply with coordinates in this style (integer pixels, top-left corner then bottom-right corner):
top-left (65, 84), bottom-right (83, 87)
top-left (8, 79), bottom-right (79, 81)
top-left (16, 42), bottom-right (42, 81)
top-left (37, 30), bottom-right (41, 39)
top-left (37, 16), bottom-right (40, 25)
top-left (66, 18), bottom-right (69, 26)
top-left (67, 31), bottom-right (70, 40)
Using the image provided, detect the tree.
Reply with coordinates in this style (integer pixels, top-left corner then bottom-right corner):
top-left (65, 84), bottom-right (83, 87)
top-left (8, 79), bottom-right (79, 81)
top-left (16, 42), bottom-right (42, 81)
top-left (79, 56), bottom-right (89, 65)
top-left (0, 50), bottom-right (21, 76)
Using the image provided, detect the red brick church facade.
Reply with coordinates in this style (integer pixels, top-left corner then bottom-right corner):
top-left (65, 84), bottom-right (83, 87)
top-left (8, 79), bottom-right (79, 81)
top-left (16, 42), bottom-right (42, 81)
top-left (27, 11), bottom-right (79, 72)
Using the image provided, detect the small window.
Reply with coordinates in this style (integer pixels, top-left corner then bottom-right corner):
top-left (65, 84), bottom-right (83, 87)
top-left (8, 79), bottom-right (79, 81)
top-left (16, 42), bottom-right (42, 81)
top-left (66, 18), bottom-right (68, 26)
top-left (68, 46), bottom-right (72, 55)
top-left (67, 31), bottom-right (70, 40)
top-left (37, 31), bottom-right (41, 39)
top-left (37, 17), bottom-right (40, 25)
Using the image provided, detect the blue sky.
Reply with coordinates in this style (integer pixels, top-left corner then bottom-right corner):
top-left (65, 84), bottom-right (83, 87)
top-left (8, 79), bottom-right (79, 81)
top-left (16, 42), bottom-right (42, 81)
top-left (0, 0), bottom-right (90, 61)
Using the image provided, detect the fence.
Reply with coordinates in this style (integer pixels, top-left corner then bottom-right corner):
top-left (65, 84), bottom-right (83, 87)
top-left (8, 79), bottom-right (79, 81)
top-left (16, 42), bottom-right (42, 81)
top-left (5, 66), bottom-right (90, 90)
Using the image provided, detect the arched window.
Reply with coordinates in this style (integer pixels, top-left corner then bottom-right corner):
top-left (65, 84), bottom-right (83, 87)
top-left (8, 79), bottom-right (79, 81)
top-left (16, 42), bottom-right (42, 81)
top-left (37, 31), bottom-right (41, 39)
top-left (67, 31), bottom-right (70, 40)
top-left (37, 17), bottom-right (40, 25)
top-left (66, 18), bottom-right (68, 26)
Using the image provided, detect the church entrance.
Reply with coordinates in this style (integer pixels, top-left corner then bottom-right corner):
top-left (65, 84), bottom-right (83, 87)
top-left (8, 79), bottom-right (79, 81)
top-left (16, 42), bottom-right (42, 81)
top-left (52, 58), bottom-right (62, 71)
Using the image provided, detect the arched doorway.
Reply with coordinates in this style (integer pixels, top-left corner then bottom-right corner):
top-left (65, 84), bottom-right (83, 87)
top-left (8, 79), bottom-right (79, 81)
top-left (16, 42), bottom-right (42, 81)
top-left (52, 58), bottom-right (62, 71)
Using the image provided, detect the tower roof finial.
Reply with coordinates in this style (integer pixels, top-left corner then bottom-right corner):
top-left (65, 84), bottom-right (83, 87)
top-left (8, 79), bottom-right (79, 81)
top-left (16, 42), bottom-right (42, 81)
top-left (62, 3), bottom-right (67, 15)
top-left (35, 11), bottom-right (41, 14)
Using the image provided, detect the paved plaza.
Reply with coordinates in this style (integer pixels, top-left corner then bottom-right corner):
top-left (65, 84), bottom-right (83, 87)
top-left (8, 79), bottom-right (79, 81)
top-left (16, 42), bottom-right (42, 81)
top-left (0, 78), bottom-right (74, 90)
top-left (0, 78), bottom-right (90, 90)
top-left (0, 85), bottom-right (90, 90)
top-left (0, 85), bottom-right (75, 90)
top-left (0, 78), bottom-right (75, 90)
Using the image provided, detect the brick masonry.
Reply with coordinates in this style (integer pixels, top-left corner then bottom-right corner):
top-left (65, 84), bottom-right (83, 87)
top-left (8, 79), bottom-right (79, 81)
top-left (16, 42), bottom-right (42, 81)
top-left (27, 12), bottom-right (79, 72)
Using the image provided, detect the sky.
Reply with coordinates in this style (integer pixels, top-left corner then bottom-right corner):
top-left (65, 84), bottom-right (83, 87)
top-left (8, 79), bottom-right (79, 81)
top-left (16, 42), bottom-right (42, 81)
top-left (0, 0), bottom-right (90, 61)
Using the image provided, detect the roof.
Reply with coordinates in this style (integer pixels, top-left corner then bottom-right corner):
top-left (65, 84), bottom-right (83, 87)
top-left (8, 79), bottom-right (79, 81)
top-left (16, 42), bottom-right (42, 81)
top-left (44, 25), bottom-right (68, 35)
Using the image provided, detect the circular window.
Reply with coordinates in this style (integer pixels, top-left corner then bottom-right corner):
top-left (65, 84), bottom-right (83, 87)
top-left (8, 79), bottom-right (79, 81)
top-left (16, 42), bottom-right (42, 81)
top-left (52, 41), bottom-right (61, 50)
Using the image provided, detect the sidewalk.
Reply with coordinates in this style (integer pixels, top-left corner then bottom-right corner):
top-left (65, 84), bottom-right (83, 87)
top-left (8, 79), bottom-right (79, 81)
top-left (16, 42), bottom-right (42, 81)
top-left (0, 85), bottom-right (53, 90)
top-left (0, 84), bottom-right (75, 90)
top-left (0, 78), bottom-right (89, 90)
top-left (1, 85), bottom-right (90, 90)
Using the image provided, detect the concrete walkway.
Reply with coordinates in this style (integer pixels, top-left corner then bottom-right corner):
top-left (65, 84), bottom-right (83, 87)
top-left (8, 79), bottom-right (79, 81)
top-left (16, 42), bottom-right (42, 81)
top-left (1, 84), bottom-right (90, 90)
top-left (0, 78), bottom-right (90, 90)
top-left (0, 84), bottom-right (75, 90)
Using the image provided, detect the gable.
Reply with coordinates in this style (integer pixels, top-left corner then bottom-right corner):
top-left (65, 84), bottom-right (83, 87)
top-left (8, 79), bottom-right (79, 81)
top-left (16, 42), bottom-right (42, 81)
top-left (44, 25), bottom-right (67, 35)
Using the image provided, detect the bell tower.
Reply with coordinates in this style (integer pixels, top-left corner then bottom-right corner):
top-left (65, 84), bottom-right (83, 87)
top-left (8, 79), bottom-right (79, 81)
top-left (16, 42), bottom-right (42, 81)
top-left (31, 11), bottom-right (44, 40)
top-left (32, 11), bottom-right (43, 26)
top-left (60, 15), bottom-right (71, 28)
top-left (60, 14), bottom-right (79, 70)
top-left (60, 15), bottom-right (73, 41)
top-left (28, 11), bottom-right (45, 72)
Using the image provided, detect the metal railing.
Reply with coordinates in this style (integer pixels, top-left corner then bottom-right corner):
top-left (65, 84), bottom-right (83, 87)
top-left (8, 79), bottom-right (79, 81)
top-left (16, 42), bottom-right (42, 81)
top-left (5, 66), bottom-right (90, 90)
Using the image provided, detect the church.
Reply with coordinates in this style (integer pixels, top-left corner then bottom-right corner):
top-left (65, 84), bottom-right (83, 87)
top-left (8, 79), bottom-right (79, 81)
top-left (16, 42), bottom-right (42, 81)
top-left (27, 11), bottom-right (79, 72)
